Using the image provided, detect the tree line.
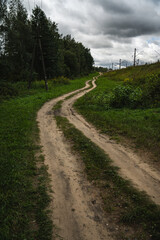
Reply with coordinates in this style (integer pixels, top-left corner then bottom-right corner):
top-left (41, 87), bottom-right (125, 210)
top-left (0, 0), bottom-right (94, 85)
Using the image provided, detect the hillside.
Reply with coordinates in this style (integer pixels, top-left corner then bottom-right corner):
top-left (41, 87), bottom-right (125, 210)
top-left (75, 62), bottom-right (160, 159)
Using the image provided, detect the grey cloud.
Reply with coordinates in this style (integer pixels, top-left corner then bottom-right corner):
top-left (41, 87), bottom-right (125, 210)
top-left (106, 22), bottom-right (159, 38)
top-left (151, 0), bottom-right (160, 4)
top-left (91, 0), bottom-right (133, 14)
top-left (89, 1), bottom-right (160, 38)
top-left (85, 39), bottom-right (113, 49)
top-left (90, 42), bottom-right (113, 49)
top-left (23, 0), bottom-right (160, 66)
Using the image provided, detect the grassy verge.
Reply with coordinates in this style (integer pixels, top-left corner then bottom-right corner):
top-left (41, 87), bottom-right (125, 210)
top-left (74, 75), bottom-right (160, 160)
top-left (104, 61), bottom-right (160, 82)
top-left (55, 115), bottom-right (160, 240)
top-left (0, 73), bottom-right (97, 240)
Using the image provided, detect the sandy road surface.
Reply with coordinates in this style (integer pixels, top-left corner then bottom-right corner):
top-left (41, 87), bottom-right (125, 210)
top-left (37, 78), bottom-right (113, 240)
top-left (37, 75), bottom-right (160, 240)
top-left (61, 78), bottom-right (160, 206)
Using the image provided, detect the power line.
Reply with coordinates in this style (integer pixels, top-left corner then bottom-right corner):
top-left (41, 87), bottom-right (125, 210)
top-left (136, 50), bottom-right (144, 57)
top-left (153, 49), bottom-right (160, 56)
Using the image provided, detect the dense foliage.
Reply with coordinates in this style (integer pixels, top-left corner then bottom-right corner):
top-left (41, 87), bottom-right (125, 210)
top-left (84, 73), bottom-right (160, 110)
top-left (0, 0), bottom-right (94, 85)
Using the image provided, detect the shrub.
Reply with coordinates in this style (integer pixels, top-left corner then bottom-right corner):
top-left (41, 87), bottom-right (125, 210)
top-left (90, 85), bottom-right (144, 109)
top-left (109, 85), bottom-right (133, 108)
top-left (129, 87), bottom-right (143, 108)
top-left (0, 81), bottom-right (19, 99)
top-left (143, 74), bottom-right (160, 106)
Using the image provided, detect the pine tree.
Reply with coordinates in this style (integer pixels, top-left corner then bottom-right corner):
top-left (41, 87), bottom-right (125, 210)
top-left (4, 0), bottom-right (32, 81)
top-left (31, 6), bottom-right (61, 79)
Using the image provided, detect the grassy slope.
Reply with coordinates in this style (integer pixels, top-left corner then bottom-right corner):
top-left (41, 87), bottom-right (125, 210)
top-left (0, 73), bottom-right (97, 240)
top-left (75, 65), bottom-right (160, 160)
top-left (105, 61), bottom-right (160, 82)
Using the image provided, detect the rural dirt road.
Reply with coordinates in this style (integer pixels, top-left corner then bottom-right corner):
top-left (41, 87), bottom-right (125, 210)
top-left (37, 76), bottom-right (160, 239)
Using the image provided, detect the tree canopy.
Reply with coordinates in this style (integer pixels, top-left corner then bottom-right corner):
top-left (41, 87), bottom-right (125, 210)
top-left (0, 1), bottom-right (94, 84)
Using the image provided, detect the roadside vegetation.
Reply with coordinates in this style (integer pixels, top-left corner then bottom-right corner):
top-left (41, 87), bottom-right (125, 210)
top-left (0, 73), bottom-right (96, 240)
top-left (75, 62), bottom-right (160, 161)
top-left (55, 115), bottom-right (160, 240)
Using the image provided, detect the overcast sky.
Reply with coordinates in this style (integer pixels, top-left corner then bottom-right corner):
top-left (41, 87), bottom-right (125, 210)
top-left (24, 0), bottom-right (160, 67)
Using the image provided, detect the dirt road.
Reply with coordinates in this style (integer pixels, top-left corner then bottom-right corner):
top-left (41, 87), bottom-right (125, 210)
top-left (37, 78), bottom-right (113, 240)
top-left (37, 76), bottom-right (160, 239)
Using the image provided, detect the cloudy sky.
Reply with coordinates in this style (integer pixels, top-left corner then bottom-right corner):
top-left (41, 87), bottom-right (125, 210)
top-left (24, 0), bottom-right (160, 68)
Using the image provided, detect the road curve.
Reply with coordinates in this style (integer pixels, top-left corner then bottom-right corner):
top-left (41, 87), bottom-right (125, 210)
top-left (37, 76), bottom-right (113, 240)
top-left (37, 75), bottom-right (160, 240)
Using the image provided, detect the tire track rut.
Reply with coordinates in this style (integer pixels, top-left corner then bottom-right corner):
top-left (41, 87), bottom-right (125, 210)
top-left (37, 78), bottom-right (113, 240)
top-left (37, 75), bottom-right (160, 240)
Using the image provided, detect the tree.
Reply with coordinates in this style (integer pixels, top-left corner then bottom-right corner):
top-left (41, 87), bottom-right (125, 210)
top-left (4, 0), bottom-right (32, 81)
top-left (0, 1), bottom-right (94, 84)
top-left (62, 35), bottom-right (94, 77)
top-left (0, 0), bottom-right (7, 22)
top-left (31, 6), bottom-right (61, 79)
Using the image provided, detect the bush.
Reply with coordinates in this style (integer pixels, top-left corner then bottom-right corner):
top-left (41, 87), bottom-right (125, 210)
top-left (109, 85), bottom-right (133, 108)
top-left (109, 74), bottom-right (160, 108)
top-left (82, 74), bottom-right (160, 110)
top-left (89, 85), bottom-right (144, 109)
top-left (143, 74), bottom-right (160, 107)
top-left (0, 81), bottom-right (19, 99)
top-left (129, 87), bottom-right (143, 108)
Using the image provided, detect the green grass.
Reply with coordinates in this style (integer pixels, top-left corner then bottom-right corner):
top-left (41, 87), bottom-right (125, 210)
top-left (0, 72), bottom-right (97, 240)
top-left (55, 115), bottom-right (160, 240)
top-left (75, 73), bottom-right (160, 160)
top-left (105, 61), bottom-right (160, 82)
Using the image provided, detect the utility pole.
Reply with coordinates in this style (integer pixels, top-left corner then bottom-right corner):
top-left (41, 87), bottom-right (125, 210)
top-left (119, 59), bottom-right (121, 69)
top-left (28, 29), bottom-right (48, 90)
top-left (38, 37), bottom-right (48, 91)
top-left (126, 62), bottom-right (127, 68)
top-left (112, 63), bottom-right (113, 70)
top-left (133, 48), bottom-right (136, 66)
